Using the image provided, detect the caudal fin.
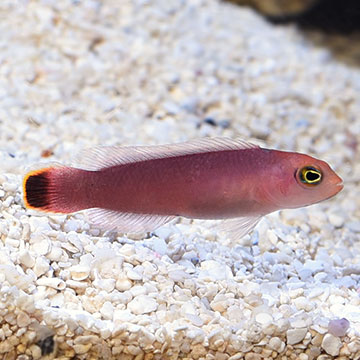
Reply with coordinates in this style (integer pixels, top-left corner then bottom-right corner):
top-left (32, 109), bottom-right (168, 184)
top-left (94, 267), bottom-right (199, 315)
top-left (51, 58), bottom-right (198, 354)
top-left (23, 166), bottom-right (86, 214)
top-left (23, 168), bottom-right (54, 211)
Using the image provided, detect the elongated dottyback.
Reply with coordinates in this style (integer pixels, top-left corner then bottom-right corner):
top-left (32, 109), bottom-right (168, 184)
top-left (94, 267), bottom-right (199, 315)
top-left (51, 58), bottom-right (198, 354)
top-left (23, 138), bottom-right (343, 238)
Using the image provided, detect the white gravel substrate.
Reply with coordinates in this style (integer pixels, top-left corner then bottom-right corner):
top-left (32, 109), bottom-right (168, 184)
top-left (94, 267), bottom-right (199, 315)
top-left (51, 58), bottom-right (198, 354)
top-left (1, 0), bottom-right (360, 359)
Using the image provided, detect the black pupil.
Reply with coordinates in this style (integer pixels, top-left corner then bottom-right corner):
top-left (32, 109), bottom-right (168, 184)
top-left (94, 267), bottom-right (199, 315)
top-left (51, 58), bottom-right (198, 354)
top-left (306, 171), bottom-right (320, 181)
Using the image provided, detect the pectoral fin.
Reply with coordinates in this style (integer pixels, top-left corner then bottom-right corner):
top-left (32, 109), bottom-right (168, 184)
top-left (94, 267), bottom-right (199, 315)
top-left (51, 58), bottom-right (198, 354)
top-left (215, 216), bottom-right (262, 241)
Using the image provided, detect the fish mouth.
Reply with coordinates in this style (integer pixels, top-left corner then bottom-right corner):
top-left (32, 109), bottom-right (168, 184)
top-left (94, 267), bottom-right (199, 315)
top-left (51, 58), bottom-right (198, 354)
top-left (334, 180), bottom-right (344, 193)
top-left (321, 181), bottom-right (343, 202)
top-left (333, 173), bottom-right (343, 190)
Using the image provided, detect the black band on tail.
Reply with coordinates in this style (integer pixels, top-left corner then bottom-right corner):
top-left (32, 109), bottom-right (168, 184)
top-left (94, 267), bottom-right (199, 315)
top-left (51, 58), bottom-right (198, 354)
top-left (23, 170), bottom-right (51, 209)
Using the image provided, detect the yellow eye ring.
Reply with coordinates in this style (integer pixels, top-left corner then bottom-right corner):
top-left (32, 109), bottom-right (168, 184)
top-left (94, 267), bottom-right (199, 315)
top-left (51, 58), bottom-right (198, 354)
top-left (299, 166), bottom-right (322, 185)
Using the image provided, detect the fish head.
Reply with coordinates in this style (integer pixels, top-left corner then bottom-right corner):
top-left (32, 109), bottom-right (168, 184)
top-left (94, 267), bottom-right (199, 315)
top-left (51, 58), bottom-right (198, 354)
top-left (267, 151), bottom-right (343, 210)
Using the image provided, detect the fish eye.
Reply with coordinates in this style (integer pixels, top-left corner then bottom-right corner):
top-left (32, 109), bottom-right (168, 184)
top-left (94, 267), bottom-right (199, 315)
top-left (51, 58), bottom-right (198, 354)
top-left (298, 166), bottom-right (322, 186)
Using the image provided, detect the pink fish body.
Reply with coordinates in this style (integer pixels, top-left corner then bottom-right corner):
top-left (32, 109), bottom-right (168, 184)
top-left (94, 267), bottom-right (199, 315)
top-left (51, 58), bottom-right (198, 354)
top-left (23, 138), bottom-right (343, 238)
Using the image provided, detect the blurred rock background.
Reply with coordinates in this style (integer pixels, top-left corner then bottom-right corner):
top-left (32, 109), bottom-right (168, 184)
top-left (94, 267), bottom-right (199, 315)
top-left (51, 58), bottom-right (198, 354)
top-left (227, 0), bottom-right (360, 33)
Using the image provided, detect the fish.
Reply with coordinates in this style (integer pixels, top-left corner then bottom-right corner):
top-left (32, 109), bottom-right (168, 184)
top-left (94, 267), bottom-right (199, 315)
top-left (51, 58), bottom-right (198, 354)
top-left (23, 137), bottom-right (343, 239)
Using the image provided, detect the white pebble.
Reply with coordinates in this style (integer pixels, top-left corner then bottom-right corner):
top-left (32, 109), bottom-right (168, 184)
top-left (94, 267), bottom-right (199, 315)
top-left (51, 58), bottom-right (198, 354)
top-left (168, 270), bottom-right (189, 282)
top-left (286, 328), bottom-right (307, 345)
top-left (267, 229), bottom-right (278, 245)
top-left (18, 250), bottom-right (35, 268)
top-left (303, 260), bottom-right (324, 274)
top-left (3, 182), bottom-right (17, 192)
top-left (294, 297), bottom-right (313, 312)
top-left (3, 196), bottom-right (13, 208)
top-left (291, 318), bottom-right (308, 328)
top-left (93, 278), bottom-right (115, 292)
top-left (67, 232), bottom-right (83, 252)
top-left (128, 295), bottom-right (158, 315)
top-left (314, 272), bottom-right (328, 282)
top-left (126, 268), bottom-right (142, 281)
top-left (346, 221), bottom-right (360, 233)
top-left (181, 302), bottom-right (197, 316)
top-left (151, 237), bottom-right (168, 255)
top-left (113, 309), bottom-right (135, 323)
top-left (29, 344), bottom-right (42, 359)
top-left (70, 265), bottom-right (90, 281)
top-left (5, 238), bottom-right (19, 247)
top-left (28, 217), bottom-right (52, 232)
top-left (322, 333), bottom-right (342, 356)
top-left (116, 278), bottom-right (132, 292)
top-left (199, 260), bottom-right (233, 281)
top-left (100, 301), bottom-right (114, 320)
top-left (16, 311), bottom-right (31, 327)
top-left (33, 257), bottom-right (50, 277)
top-left (50, 293), bottom-right (64, 308)
top-left (8, 227), bottom-right (21, 239)
top-left (61, 242), bottom-right (80, 254)
top-left (129, 285), bottom-right (147, 297)
top-left (36, 277), bottom-right (65, 290)
top-left (66, 280), bottom-right (88, 290)
top-left (328, 213), bottom-right (345, 228)
top-left (47, 246), bottom-right (64, 261)
top-left (100, 328), bottom-right (112, 340)
top-left (74, 344), bottom-right (92, 354)
top-left (185, 313), bottom-right (204, 327)
top-left (119, 244), bottom-right (135, 257)
top-left (255, 312), bottom-right (273, 325)
top-left (79, 253), bottom-right (94, 266)
top-left (268, 337), bottom-right (285, 352)
top-left (64, 219), bottom-right (80, 232)
top-left (32, 239), bottom-right (51, 256)
top-left (307, 288), bottom-right (324, 299)
top-left (0, 264), bottom-right (33, 290)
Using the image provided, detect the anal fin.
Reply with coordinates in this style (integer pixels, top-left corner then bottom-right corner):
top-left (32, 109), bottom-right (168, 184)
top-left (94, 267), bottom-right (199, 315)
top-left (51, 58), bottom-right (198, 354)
top-left (85, 208), bottom-right (175, 233)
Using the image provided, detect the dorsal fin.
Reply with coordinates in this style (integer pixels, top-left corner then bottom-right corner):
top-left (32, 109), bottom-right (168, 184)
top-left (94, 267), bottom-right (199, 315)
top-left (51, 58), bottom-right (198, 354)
top-left (73, 137), bottom-right (258, 171)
